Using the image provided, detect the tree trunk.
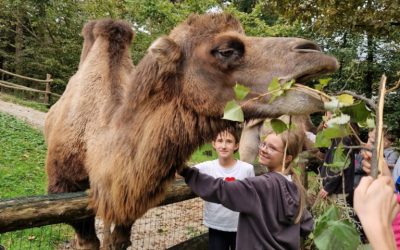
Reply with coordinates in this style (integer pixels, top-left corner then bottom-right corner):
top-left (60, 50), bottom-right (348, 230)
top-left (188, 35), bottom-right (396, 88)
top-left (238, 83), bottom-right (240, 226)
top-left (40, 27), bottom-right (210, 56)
top-left (14, 9), bottom-right (23, 77)
top-left (338, 32), bottom-right (347, 80)
top-left (364, 32), bottom-right (374, 98)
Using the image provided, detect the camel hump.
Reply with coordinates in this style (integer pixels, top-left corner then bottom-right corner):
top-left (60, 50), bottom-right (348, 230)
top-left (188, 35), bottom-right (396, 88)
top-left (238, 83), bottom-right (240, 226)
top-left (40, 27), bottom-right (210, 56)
top-left (79, 20), bottom-right (97, 66)
top-left (79, 19), bottom-right (134, 67)
top-left (93, 19), bottom-right (134, 49)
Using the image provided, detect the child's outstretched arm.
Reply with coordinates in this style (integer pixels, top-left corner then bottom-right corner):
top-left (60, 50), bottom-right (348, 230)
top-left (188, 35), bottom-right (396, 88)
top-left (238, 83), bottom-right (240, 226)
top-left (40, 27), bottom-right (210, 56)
top-left (179, 166), bottom-right (259, 214)
top-left (354, 176), bottom-right (399, 250)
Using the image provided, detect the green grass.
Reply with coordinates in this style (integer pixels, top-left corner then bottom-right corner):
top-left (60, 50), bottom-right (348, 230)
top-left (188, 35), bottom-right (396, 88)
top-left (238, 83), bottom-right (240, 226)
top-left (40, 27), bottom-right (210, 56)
top-left (0, 93), bottom-right (49, 112)
top-left (189, 143), bottom-right (217, 164)
top-left (0, 113), bottom-right (47, 198)
top-left (0, 112), bottom-right (73, 249)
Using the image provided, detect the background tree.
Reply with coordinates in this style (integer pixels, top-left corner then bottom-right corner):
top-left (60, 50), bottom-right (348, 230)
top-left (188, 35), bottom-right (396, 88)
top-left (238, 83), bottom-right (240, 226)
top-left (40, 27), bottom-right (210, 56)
top-left (0, 0), bottom-right (398, 136)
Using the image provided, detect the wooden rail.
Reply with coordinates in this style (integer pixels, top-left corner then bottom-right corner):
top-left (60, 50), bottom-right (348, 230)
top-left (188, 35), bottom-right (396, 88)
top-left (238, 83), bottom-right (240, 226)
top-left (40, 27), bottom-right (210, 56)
top-left (0, 166), bottom-right (267, 233)
top-left (0, 69), bottom-right (52, 83)
top-left (0, 68), bottom-right (59, 105)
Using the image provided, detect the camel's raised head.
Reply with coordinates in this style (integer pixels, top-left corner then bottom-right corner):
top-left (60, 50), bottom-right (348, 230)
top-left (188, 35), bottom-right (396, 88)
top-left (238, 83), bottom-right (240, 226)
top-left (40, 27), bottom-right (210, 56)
top-left (147, 13), bottom-right (339, 119)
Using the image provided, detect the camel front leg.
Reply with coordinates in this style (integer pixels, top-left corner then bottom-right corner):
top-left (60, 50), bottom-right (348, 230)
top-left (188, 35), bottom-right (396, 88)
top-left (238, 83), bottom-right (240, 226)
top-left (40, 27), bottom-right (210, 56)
top-left (101, 221), bottom-right (112, 250)
top-left (111, 223), bottom-right (133, 250)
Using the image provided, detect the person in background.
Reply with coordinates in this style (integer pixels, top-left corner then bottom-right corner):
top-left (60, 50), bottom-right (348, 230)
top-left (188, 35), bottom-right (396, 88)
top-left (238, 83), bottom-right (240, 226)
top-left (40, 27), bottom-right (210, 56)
top-left (180, 129), bottom-right (313, 250)
top-left (354, 128), bottom-right (375, 189)
top-left (392, 157), bottom-right (400, 189)
top-left (367, 128), bottom-right (399, 184)
top-left (383, 132), bottom-right (399, 170)
top-left (195, 127), bottom-right (255, 250)
top-left (318, 112), bottom-right (360, 206)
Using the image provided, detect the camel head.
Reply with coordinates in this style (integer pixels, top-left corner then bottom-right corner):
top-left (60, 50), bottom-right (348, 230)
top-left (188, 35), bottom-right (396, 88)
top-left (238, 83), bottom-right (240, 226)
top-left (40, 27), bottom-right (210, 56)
top-left (145, 13), bottom-right (338, 119)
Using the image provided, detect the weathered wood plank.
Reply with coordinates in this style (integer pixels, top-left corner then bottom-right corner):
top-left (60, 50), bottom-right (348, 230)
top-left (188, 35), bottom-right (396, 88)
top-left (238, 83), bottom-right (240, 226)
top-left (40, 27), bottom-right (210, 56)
top-left (0, 166), bottom-right (267, 233)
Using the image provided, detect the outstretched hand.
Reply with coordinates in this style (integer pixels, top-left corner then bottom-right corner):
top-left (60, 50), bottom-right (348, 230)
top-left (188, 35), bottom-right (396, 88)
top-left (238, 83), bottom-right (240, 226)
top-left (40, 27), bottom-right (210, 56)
top-left (361, 149), bottom-right (391, 177)
top-left (354, 176), bottom-right (399, 250)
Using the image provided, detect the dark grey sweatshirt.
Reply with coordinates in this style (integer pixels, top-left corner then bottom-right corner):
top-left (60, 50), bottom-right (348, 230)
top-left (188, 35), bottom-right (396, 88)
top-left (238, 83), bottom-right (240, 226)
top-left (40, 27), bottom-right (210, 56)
top-left (181, 167), bottom-right (313, 250)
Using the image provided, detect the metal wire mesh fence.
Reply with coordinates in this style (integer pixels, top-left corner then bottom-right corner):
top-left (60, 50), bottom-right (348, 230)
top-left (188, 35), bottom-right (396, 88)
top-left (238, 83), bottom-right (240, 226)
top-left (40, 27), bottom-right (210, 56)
top-left (0, 198), bottom-right (206, 250)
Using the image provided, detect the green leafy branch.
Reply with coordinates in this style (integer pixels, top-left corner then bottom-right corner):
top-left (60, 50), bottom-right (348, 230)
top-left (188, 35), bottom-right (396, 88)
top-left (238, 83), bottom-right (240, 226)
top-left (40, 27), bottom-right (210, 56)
top-left (222, 78), bottom-right (296, 122)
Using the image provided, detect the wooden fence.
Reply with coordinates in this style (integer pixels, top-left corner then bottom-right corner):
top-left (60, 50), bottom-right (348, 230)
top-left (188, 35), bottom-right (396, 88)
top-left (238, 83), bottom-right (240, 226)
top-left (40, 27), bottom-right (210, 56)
top-left (0, 68), bottom-right (61, 105)
top-left (0, 166), bottom-right (267, 234)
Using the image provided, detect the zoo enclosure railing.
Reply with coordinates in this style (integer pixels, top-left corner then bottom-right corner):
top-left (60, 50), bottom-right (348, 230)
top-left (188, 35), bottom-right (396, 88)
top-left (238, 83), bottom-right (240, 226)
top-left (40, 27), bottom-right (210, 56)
top-left (0, 166), bottom-right (266, 249)
top-left (0, 166), bottom-right (267, 233)
top-left (0, 68), bottom-right (60, 105)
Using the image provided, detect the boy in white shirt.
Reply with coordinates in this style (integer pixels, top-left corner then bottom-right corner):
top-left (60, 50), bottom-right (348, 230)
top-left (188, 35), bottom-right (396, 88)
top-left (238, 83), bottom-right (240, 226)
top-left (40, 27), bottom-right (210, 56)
top-left (195, 127), bottom-right (255, 250)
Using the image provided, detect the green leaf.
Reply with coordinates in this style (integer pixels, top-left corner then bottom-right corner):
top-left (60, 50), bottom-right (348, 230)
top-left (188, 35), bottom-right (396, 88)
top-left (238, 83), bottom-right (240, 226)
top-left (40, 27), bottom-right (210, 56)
top-left (282, 79), bottom-right (295, 90)
top-left (234, 83), bottom-right (250, 100)
top-left (314, 206), bottom-right (340, 237)
top-left (270, 118), bottom-right (288, 133)
top-left (337, 94), bottom-right (354, 106)
top-left (267, 77), bottom-right (280, 92)
top-left (315, 131), bottom-right (332, 148)
top-left (314, 78), bottom-right (332, 91)
top-left (324, 143), bottom-right (350, 171)
top-left (222, 100), bottom-right (244, 122)
top-left (366, 116), bottom-right (375, 128)
top-left (314, 126), bottom-right (349, 148)
top-left (268, 90), bottom-right (284, 104)
top-left (314, 206), bottom-right (360, 250)
top-left (314, 220), bottom-right (360, 250)
top-left (341, 101), bottom-right (371, 123)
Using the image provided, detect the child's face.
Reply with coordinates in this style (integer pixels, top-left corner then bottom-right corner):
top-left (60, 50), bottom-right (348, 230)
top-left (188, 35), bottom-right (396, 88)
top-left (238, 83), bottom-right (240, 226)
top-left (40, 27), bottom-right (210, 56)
top-left (212, 132), bottom-right (238, 161)
top-left (384, 137), bottom-right (392, 148)
top-left (367, 129), bottom-right (376, 146)
top-left (258, 133), bottom-right (291, 171)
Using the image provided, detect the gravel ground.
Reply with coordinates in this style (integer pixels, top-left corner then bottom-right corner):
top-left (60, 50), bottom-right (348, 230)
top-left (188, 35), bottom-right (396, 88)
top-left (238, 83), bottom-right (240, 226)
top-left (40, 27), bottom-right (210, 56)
top-left (0, 99), bottom-right (45, 132)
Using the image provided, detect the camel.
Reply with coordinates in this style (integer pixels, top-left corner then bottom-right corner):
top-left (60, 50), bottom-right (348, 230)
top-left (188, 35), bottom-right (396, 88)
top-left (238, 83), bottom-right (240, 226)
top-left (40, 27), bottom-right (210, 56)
top-left (44, 13), bottom-right (339, 249)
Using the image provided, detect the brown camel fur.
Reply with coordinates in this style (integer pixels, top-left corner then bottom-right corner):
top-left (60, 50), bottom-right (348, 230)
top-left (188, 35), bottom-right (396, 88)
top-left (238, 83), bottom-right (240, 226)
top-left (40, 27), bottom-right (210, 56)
top-left (45, 13), bottom-right (338, 249)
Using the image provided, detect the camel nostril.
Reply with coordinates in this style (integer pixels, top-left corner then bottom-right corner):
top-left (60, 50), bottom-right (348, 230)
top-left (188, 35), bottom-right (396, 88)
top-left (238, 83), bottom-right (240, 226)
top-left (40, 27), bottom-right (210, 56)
top-left (294, 42), bottom-right (321, 52)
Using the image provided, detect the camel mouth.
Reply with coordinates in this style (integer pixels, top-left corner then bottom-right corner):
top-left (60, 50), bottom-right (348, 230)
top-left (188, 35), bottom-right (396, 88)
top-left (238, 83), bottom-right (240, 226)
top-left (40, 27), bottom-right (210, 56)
top-left (280, 68), bottom-right (336, 87)
top-left (296, 69), bottom-right (334, 84)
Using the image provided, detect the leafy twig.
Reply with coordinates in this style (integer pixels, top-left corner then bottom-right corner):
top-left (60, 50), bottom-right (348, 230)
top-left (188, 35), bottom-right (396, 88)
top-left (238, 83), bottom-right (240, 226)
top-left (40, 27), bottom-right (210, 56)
top-left (347, 123), bottom-right (363, 145)
top-left (338, 90), bottom-right (377, 110)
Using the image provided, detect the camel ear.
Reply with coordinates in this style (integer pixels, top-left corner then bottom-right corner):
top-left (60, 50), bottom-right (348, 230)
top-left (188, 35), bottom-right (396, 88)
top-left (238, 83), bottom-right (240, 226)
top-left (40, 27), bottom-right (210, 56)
top-left (149, 37), bottom-right (182, 67)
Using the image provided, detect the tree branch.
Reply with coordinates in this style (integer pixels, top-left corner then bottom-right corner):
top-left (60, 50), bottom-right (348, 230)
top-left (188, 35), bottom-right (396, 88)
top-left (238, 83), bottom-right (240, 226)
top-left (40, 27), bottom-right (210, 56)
top-left (338, 90), bottom-right (377, 110)
top-left (386, 78), bottom-right (400, 93)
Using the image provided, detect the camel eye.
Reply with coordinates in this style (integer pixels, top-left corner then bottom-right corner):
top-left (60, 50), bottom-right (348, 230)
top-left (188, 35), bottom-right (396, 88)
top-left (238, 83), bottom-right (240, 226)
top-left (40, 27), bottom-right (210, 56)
top-left (218, 49), bottom-right (235, 58)
top-left (211, 38), bottom-right (245, 69)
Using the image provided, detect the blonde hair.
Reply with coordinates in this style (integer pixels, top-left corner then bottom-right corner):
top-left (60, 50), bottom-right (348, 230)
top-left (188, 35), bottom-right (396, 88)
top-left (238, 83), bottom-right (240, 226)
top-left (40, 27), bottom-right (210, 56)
top-left (264, 129), bottom-right (307, 224)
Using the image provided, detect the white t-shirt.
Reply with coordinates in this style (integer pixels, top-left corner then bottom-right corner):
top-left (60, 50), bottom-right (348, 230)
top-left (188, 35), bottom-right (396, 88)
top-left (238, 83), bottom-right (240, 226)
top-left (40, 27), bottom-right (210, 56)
top-left (195, 159), bottom-right (255, 232)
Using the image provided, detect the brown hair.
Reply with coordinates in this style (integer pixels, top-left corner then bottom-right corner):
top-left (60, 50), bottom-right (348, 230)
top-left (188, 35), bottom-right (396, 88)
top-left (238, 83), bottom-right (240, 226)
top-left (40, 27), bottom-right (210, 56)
top-left (213, 126), bottom-right (241, 144)
top-left (274, 129), bottom-right (307, 224)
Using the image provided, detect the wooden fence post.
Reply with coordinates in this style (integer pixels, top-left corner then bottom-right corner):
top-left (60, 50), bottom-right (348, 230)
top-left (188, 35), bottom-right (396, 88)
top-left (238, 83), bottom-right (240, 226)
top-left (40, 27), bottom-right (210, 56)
top-left (44, 74), bottom-right (51, 105)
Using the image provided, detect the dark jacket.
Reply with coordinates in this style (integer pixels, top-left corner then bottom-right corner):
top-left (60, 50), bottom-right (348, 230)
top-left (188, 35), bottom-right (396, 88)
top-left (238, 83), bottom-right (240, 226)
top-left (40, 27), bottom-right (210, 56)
top-left (319, 137), bottom-right (355, 195)
top-left (181, 167), bottom-right (313, 250)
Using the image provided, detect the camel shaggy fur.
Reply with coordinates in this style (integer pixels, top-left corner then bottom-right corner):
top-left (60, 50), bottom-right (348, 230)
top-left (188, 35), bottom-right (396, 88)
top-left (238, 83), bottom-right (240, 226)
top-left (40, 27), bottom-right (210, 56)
top-left (45, 13), bottom-right (338, 249)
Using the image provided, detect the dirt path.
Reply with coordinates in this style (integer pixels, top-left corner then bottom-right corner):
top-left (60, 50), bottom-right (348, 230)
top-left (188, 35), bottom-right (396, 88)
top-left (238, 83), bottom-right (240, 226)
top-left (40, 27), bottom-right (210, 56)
top-left (0, 99), bottom-right (46, 131)
top-left (0, 100), bottom-right (206, 249)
